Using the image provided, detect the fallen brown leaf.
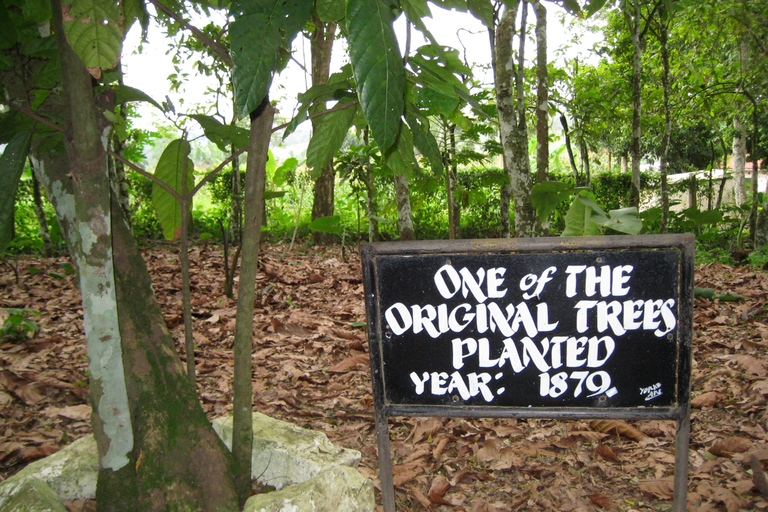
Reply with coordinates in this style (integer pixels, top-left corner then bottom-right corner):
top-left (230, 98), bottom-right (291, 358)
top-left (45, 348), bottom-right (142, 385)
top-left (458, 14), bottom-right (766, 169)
top-left (327, 354), bottom-right (369, 372)
top-left (639, 477), bottom-right (674, 500)
top-left (596, 443), bottom-right (620, 463)
top-left (589, 419), bottom-right (647, 441)
top-left (427, 475), bottom-right (453, 505)
top-left (588, 492), bottom-right (612, 509)
top-left (709, 436), bottom-right (753, 457)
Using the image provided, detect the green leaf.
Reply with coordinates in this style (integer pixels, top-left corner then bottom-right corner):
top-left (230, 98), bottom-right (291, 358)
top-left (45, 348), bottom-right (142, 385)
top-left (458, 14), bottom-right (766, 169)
top-left (230, 0), bottom-right (312, 118)
top-left (122, 0), bottom-right (149, 34)
top-left (562, 192), bottom-right (601, 237)
top-left (113, 84), bottom-right (162, 110)
top-left (23, 0), bottom-right (52, 24)
top-left (593, 207), bottom-right (643, 235)
top-left (347, 0), bottom-right (405, 151)
top-left (273, 158), bottom-right (298, 186)
top-left (189, 114), bottom-right (249, 152)
top-left (561, 0), bottom-right (581, 15)
top-left (405, 108), bottom-right (442, 173)
top-left (152, 139), bottom-right (194, 241)
top-left (315, 0), bottom-right (345, 22)
top-left (308, 215), bottom-right (342, 235)
top-left (33, 58), bottom-right (60, 90)
top-left (383, 124), bottom-right (416, 178)
top-left (584, 0), bottom-right (609, 17)
top-left (531, 181), bottom-right (578, 222)
top-left (467, 0), bottom-right (494, 27)
top-left (63, 0), bottom-right (123, 71)
top-left (0, 1), bottom-right (20, 50)
top-left (0, 130), bottom-right (33, 254)
top-left (306, 103), bottom-right (357, 171)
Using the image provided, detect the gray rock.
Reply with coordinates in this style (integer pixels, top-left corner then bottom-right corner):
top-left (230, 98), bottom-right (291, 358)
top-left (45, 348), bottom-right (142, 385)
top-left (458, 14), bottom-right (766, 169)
top-left (0, 436), bottom-right (97, 509)
top-left (243, 466), bottom-right (374, 512)
top-left (212, 412), bottom-right (362, 491)
top-left (0, 478), bottom-right (68, 512)
top-left (0, 413), bottom-right (370, 512)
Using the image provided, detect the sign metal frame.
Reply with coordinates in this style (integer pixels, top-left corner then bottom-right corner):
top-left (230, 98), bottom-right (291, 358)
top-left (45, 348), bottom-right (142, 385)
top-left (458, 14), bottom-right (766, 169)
top-left (361, 234), bottom-right (694, 512)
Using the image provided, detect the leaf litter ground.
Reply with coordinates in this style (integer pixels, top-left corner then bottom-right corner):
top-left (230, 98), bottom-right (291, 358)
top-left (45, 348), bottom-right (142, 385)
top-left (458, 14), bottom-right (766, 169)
top-left (2, 244), bottom-right (768, 512)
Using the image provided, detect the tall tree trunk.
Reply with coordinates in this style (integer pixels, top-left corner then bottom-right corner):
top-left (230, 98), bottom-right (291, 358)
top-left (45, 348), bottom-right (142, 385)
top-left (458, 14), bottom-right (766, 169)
top-left (394, 173), bottom-right (415, 240)
top-left (362, 128), bottom-right (379, 242)
top-left (534, 0), bottom-right (549, 185)
top-left (626, 0), bottom-right (644, 209)
top-left (733, 116), bottom-right (747, 204)
top-left (486, 12), bottom-right (512, 238)
top-left (495, 2), bottom-right (541, 238)
top-left (30, 166), bottom-right (52, 255)
top-left (579, 137), bottom-right (590, 186)
top-left (232, 98), bottom-right (275, 505)
top-left (310, 15), bottom-right (337, 244)
top-left (657, 10), bottom-right (672, 233)
top-left (230, 102), bottom-right (243, 245)
top-left (561, 115), bottom-right (580, 185)
top-left (621, 153), bottom-right (628, 174)
top-left (447, 124), bottom-right (460, 239)
top-left (45, 1), bottom-right (239, 509)
top-left (755, 161), bottom-right (768, 248)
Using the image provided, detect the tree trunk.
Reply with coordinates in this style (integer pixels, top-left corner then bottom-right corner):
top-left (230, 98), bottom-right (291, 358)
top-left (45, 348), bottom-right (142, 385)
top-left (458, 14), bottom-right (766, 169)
top-left (230, 101), bottom-right (243, 245)
top-left (363, 128), bottom-right (380, 242)
top-left (626, 1), bottom-right (643, 209)
top-left (494, 2), bottom-right (541, 238)
top-left (30, 167), bottom-right (52, 255)
top-left (561, 115), bottom-right (580, 185)
top-left (621, 153), bottom-right (628, 174)
top-left (447, 124), bottom-right (460, 239)
top-left (657, 13), bottom-right (672, 233)
top-left (579, 137), bottom-right (590, 186)
top-left (756, 164), bottom-right (768, 249)
top-left (46, 1), bottom-right (239, 509)
top-left (394, 173), bottom-right (415, 240)
top-left (534, 0), bottom-right (549, 185)
top-left (310, 15), bottom-right (337, 245)
top-left (733, 116), bottom-right (747, 204)
top-left (232, 98), bottom-right (275, 505)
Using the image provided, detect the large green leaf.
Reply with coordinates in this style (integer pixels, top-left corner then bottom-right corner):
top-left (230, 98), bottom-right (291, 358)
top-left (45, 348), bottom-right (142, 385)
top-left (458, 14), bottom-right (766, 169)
top-left (189, 114), bottom-right (249, 151)
top-left (23, 0), bottom-right (51, 24)
top-left (306, 103), bottom-right (357, 171)
top-left (383, 125), bottom-right (416, 178)
top-left (0, 130), bottom-right (33, 254)
top-left (230, 0), bottom-right (312, 118)
top-left (531, 181), bottom-right (578, 222)
top-left (152, 139), bottom-right (194, 241)
top-left (467, 0), bottom-right (494, 27)
top-left (562, 192), bottom-right (601, 237)
top-left (347, 0), bottom-right (405, 151)
top-left (315, 0), bottom-right (345, 22)
top-left (63, 0), bottom-right (123, 71)
top-left (593, 206), bottom-right (643, 235)
top-left (405, 108), bottom-right (442, 173)
top-left (113, 84), bottom-right (162, 110)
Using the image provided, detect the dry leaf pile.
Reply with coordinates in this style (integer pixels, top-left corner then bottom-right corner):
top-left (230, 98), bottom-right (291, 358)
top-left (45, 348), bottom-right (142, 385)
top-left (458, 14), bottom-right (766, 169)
top-left (2, 246), bottom-right (768, 512)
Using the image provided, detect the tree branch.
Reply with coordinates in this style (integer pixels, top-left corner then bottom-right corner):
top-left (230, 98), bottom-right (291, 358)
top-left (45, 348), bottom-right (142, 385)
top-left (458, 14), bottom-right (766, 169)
top-left (148, 0), bottom-right (233, 67)
top-left (271, 100), bottom-right (359, 133)
top-left (109, 150), bottom-right (184, 203)
top-left (9, 103), bottom-right (64, 133)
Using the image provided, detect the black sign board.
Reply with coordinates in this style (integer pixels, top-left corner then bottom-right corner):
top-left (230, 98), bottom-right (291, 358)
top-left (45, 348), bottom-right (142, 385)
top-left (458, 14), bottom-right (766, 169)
top-left (362, 235), bottom-right (694, 512)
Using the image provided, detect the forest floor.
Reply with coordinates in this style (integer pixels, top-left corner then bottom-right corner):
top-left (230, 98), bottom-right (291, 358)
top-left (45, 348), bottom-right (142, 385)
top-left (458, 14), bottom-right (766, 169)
top-left (1, 243), bottom-right (768, 512)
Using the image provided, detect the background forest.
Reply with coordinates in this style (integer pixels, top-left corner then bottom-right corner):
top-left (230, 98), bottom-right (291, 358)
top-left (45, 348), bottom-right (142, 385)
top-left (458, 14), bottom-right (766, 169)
top-left (4, 0), bottom-right (768, 266)
top-left (2, 0), bottom-right (768, 511)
